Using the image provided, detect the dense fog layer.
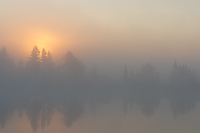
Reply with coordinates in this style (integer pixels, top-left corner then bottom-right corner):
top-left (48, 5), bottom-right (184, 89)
top-left (0, 46), bottom-right (200, 131)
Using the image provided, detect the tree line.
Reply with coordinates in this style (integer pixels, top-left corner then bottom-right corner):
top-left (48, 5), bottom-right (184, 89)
top-left (0, 46), bottom-right (200, 131)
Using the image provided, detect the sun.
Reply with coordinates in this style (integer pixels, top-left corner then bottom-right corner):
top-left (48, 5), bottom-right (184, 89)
top-left (26, 31), bottom-right (60, 54)
top-left (21, 29), bottom-right (74, 63)
top-left (34, 34), bottom-right (52, 51)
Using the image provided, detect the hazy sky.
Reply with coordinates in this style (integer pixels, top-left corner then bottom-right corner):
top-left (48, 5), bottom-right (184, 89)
top-left (1, 0), bottom-right (200, 68)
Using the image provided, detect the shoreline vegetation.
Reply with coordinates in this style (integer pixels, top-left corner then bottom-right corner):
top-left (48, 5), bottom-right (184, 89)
top-left (0, 46), bottom-right (199, 131)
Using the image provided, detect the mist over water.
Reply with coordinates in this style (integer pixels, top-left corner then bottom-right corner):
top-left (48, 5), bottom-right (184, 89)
top-left (0, 46), bottom-right (200, 132)
top-left (2, 100), bottom-right (200, 133)
top-left (1, 0), bottom-right (200, 132)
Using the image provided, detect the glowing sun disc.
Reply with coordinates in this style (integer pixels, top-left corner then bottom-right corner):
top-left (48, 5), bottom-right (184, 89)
top-left (27, 31), bottom-right (60, 54)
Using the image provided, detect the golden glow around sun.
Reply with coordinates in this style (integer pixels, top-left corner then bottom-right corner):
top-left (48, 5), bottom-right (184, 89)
top-left (24, 30), bottom-right (62, 55)
top-left (20, 29), bottom-right (75, 63)
top-left (34, 34), bottom-right (53, 50)
top-left (8, 28), bottom-right (76, 63)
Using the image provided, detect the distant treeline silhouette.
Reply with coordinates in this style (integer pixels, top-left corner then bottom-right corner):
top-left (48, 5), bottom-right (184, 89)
top-left (0, 46), bottom-right (200, 131)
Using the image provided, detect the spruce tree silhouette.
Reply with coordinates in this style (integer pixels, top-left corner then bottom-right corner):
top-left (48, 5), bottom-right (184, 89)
top-left (41, 48), bottom-right (47, 69)
top-left (46, 51), bottom-right (54, 71)
top-left (0, 48), bottom-right (16, 130)
top-left (0, 47), bottom-right (200, 131)
top-left (136, 63), bottom-right (160, 116)
top-left (168, 61), bottom-right (199, 118)
top-left (62, 51), bottom-right (84, 76)
top-left (27, 46), bottom-right (41, 71)
top-left (61, 51), bottom-right (85, 89)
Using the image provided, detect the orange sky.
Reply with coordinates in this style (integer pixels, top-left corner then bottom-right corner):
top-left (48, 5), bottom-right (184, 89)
top-left (0, 0), bottom-right (200, 67)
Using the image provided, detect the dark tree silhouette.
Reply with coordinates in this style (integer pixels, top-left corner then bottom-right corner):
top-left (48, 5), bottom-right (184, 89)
top-left (27, 46), bottom-right (41, 71)
top-left (41, 48), bottom-right (47, 69)
top-left (168, 61), bottom-right (199, 117)
top-left (0, 47), bottom-right (15, 92)
top-left (60, 51), bottom-right (85, 89)
top-left (136, 63), bottom-right (161, 116)
top-left (62, 51), bottom-right (85, 76)
top-left (137, 63), bottom-right (160, 89)
top-left (46, 51), bottom-right (54, 71)
top-left (0, 46), bottom-right (200, 131)
top-left (0, 46), bottom-right (14, 72)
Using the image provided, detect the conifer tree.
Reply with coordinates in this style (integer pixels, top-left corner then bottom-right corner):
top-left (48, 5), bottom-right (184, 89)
top-left (41, 48), bottom-right (47, 69)
top-left (27, 46), bottom-right (41, 70)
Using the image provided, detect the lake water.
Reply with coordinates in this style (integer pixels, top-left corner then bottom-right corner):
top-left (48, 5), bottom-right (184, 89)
top-left (1, 99), bottom-right (200, 133)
